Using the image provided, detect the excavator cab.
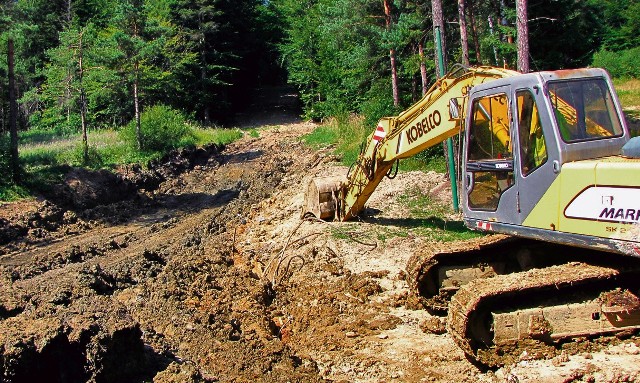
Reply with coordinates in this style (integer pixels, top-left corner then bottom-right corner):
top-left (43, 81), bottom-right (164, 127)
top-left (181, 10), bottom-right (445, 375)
top-left (462, 68), bottom-right (635, 254)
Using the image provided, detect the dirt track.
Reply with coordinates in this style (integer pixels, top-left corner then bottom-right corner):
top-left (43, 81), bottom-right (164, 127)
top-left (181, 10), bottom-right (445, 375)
top-left (2, 102), bottom-right (640, 382)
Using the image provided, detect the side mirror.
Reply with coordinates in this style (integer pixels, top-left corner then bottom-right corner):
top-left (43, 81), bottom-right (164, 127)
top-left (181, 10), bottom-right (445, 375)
top-left (449, 98), bottom-right (461, 119)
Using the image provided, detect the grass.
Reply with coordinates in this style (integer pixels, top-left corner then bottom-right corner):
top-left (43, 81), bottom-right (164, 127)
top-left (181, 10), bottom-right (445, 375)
top-left (1, 124), bottom-right (245, 201)
top-left (389, 187), bottom-right (483, 242)
top-left (326, 187), bottom-right (482, 244)
top-left (0, 184), bottom-right (30, 201)
top-left (18, 126), bottom-right (244, 168)
top-left (614, 78), bottom-right (640, 128)
top-left (614, 78), bottom-right (640, 137)
top-left (303, 115), bottom-right (367, 165)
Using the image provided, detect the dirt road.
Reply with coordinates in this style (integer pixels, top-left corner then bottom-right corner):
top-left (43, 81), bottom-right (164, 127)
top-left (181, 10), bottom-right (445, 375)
top-left (1, 109), bottom-right (640, 382)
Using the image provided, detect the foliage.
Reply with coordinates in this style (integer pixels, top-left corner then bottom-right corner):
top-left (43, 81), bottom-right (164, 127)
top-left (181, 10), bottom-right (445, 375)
top-left (7, 120), bottom-right (243, 200)
top-left (526, 0), bottom-right (605, 70)
top-left (593, 48), bottom-right (640, 79)
top-left (303, 113), bottom-right (445, 172)
top-left (274, 0), bottom-right (639, 124)
top-left (599, 0), bottom-right (640, 52)
top-left (120, 105), bottom-right (191, 152)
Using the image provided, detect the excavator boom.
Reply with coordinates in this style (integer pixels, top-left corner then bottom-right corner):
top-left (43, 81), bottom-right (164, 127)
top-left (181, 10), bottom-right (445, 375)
top-left (303, 66), bottom-right (517, 221)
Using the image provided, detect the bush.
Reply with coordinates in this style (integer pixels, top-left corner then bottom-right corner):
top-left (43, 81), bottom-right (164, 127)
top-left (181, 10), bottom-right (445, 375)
top-left (592, 47), bottom-right (640, 78)
top-left (66, 143), bottom-right (104, 167)
top-left (0, 134), bottom-right (11, 185)
top-left (120, 105), bottom-right (193, 153)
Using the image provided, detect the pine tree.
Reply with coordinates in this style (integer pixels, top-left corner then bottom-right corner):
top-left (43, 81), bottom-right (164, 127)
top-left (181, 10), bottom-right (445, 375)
top-left (8, 37), bottom-right (19, 181)
top-left (458, 0), bottom-right (470, 66)
top-left (516, 0), bottom-right (529, 72)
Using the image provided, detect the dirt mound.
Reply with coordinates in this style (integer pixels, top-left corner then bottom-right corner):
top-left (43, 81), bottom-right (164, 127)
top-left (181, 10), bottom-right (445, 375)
top-left (0, 298), bottom-right (149, 383)
top-left (57, 144), bottom-right (226, 210)
top-left (56, 168), bottom-right (137, 209)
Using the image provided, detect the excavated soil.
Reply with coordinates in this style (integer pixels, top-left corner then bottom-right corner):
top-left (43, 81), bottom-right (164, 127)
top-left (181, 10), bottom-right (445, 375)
top-left (2, 102), bottom-right (640, 382)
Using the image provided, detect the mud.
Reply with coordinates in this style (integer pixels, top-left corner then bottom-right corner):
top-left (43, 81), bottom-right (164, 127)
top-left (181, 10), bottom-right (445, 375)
top-left (1, 108), bottom-right (640, 382)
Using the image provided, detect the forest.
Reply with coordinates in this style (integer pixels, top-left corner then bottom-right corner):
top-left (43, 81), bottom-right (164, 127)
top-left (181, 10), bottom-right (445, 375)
top-left (0, 0), bottom-right (638, 192)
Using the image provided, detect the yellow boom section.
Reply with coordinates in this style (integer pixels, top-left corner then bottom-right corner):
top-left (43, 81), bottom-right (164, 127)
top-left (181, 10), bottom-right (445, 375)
top-left (338, 66), bottom-right (518, 221)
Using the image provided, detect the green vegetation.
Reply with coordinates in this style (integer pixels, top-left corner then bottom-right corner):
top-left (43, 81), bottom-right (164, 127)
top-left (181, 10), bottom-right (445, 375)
top-left (304, 115), bottom-right (369, 166)
top-left (329, 188), bottom-right (482, 243)
top-left (615, 79), bottom-right (640, 114)
top-left (391, 187), bottom-right (482, 242)
top-left (613, 78), bottom-right (640, 137)
top-left (276, 0), bottom-right (637, 124)
top-left (19, 124), bottom-right (239, 171)
top-left (0, 0), bottom-right (282, 200)
top-left (593, 48), bottom-right (640, 79)
top-left (303, 114), bottom-right (447, 172)
top-left (303, 115), bottom-right (447, 173)
top-left (0, 122), bottom-right (243, 199)
top-left (120, 105), bottom-right (191, 152)
top-left (0, 0), bottom-right (638, 205)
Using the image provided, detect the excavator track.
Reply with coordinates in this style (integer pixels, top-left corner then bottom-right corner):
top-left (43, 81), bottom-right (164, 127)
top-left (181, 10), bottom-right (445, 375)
top-left (406, 235), bottom-right (514, 312)
top-left (406, 236), bottom-right (585, 313)
top-left (447, 262), bottom-right (640, 367)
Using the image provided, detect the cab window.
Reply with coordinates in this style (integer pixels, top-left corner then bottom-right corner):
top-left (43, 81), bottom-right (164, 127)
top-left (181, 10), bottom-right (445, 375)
top-left (517, 90), bottom-right (547, 175)
top-left (547, 78), bottom-right (623, 142)
top-left (467, 93), bottom-right (513, 211)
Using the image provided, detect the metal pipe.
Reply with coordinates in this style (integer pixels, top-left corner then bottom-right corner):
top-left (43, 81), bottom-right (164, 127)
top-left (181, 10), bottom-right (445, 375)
top-left (436, 26), bottom-right (460, 212)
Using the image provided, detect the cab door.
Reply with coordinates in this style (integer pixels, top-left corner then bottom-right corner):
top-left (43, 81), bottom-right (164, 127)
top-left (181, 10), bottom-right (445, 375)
top-left (463, 85), bottom-right (520, 224)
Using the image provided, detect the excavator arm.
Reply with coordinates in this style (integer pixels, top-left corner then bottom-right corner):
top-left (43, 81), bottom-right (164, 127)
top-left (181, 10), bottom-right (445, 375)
top-left (304, 66), bottom-right (518, 221)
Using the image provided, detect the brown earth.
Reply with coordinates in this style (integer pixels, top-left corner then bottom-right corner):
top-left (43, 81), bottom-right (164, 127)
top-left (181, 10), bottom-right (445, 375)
top-left (1, 100), bottom-right (640, 382)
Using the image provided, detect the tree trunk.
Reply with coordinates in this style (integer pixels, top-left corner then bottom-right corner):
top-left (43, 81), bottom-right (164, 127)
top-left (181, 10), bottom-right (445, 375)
top-left (8, 38), bottom-right (19, 183)
top-left (487, 16), bottom-right (500, 66)
top-left (384, 0), bottom-right (400, 106)
top-left (431, 0), bottom-right (450, 174)
top-left (431, 0), bottom-right (446, 77)
top-left (134, 62), bottom-right (141, 149)
top-left (468, 2), bottom-right (482, 63)
top-left (390, 49), bottom-right (399, 106)
top-left (458, 0), bottom-right (470, 66)
top-left (516, 0), bottom-right (530, 73)
top-left (66, 0), bottom-right (72, 24)
top-left (418, 38), bottom-right (428, 95)
top-left (132, 10), bottom-right (143, 146)
top-left (78, 32), bottom-right (89, 165)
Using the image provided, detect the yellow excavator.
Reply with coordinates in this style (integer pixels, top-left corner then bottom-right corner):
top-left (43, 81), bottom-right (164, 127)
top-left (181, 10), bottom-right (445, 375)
top-left (303, 65), bottom-right (640, 366)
